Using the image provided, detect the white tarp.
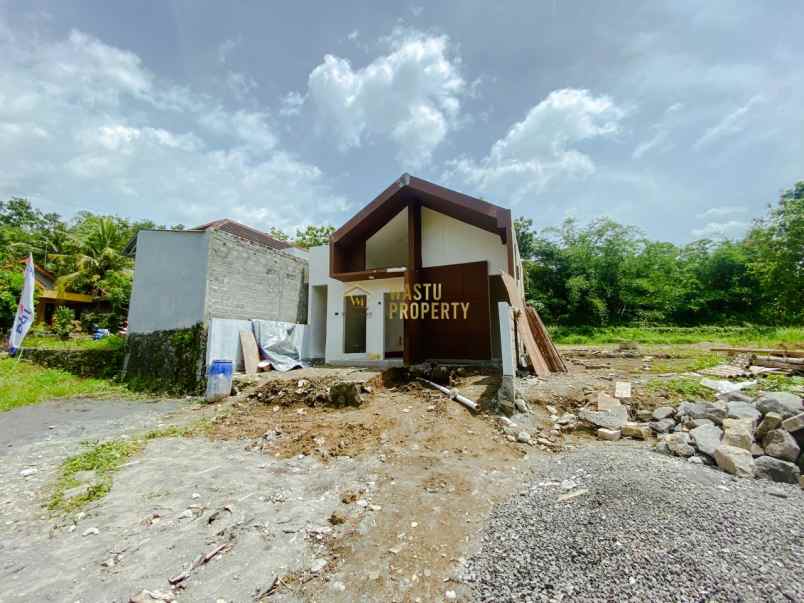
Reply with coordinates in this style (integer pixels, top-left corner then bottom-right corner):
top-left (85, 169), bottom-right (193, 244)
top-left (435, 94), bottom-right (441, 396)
top-left (252, 319), bottom-right (308, 372)
top-left (9, 254), bottom-right (35, 355)
top-left (206, 317), bottom-right (308, 372)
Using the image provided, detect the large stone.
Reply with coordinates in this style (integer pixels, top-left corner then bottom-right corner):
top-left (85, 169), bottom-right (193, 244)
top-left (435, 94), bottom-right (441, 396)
top-left (714, 445), bottom-right (755, 478)
top-left (756, 392), bottom-right (803, 419)
top-left (597, 428), bottom-right (622, 441)
top-left (665, 432), bottom-right (695, 457)
top-left (754, 456), bottom-right (801, 485)
top-left (690, 418), bottom-right (715, 428)
top-left (579, 406), bottom-right (628, 430)
top-left (652, 406), bottom-right (676, 421)
top-left (677, 401), bottom-right (726, 425)
top-left (727, 401), bottom-right (761, 425)
top-left (763, 429), bottom-right (800, 462)
top-left (782, 412), bottom-right (804, 434)
top-left (689, 424), bottom-right (723, 457)
top-left (756, 412), bottom-right (784, 440)
top-left (723, 428), bottom-right (753, 451)
top-left (722, 417), bottom-right (755, 433)
top-left (597, 392), bottom-right (622, 411)
top-left (622, 422), bottom-right (652, 440)
top-left (649, 418), bottom-right (676, 434)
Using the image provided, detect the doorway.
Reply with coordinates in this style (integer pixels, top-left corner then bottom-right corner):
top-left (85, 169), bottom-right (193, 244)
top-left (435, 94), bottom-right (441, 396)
top-left (344, 293), bottom-right (367, 354)
top-left (383, 292), bottom-right (404, 358)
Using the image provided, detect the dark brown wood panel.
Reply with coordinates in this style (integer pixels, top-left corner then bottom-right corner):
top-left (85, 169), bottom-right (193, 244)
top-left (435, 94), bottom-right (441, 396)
top-left (412, 261), bottom-right (491, 361)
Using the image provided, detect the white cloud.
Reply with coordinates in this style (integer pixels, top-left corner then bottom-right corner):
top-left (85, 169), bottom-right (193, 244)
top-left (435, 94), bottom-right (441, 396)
top-left (691, 220), bottom-right (749, 239)
top-left (279, 91), bottom-right (305, 117)
top-left (347, 30), bottom-right (359, 41)
top-left (693, 95), bottom-right (764, 150)
top-left (0, 22), bottom-right (347, 232)
top-left (696, 205), bottom-right (747, 219)
top-left (444, 89), bottom-right (625, 204)
top-left (304, 28), bottom-right (465, 167)
top-left (632, 102), bottom-right (683, 159)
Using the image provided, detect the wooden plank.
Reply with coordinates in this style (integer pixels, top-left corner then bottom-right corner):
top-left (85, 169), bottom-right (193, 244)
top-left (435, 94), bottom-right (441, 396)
top-left (499, 273), bottom-right (550, 377)
top-left (525, 305), bottom-right (567, 373)
top-left (239, 330), bottom-right (260, 374)
top-left (711, 347), bottom-right (804, 358)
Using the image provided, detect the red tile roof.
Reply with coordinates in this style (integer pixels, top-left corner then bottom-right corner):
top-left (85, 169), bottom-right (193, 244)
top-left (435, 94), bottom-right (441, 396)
top-left (192, 219), bottom-right (292, 250)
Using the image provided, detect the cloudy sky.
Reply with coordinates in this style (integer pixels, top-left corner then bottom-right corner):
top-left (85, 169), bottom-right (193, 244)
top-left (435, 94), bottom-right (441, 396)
top-left (1, 1), bottom-right (802, 242)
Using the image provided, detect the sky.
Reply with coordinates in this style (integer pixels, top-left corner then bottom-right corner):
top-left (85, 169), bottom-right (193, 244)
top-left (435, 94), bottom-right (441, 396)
top-left (1, 1), bottom-right (802, 243)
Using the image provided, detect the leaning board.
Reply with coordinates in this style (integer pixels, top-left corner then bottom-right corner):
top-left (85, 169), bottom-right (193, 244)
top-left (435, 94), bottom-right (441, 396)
top-left (239, 330), bottom-right (260, 374)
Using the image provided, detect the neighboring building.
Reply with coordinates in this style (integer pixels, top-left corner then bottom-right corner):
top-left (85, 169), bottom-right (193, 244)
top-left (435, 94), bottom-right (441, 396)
top-left (30, 262), bottom-right (96, 324)
top-left (306, 174), bottom-right (524, 366)
top-left (127, 219), bottom-right (308, 334)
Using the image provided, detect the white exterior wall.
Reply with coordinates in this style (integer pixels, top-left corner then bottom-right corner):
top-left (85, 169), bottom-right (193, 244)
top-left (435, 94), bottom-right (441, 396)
top-left (421, 207), bottom-right (508, 275)
top-left (128, 230), bottom-right (210, 334)
top-left (308, 245), bottom-right (404, 364)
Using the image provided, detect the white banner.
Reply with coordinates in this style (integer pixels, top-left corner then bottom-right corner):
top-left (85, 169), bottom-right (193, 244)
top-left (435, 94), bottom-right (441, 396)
top-left (9, 254), bottom-right (35, 354)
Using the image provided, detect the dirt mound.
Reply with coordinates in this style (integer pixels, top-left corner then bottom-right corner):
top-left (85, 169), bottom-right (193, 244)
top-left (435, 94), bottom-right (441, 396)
top-left (249, 375), bottom-right (380, 408)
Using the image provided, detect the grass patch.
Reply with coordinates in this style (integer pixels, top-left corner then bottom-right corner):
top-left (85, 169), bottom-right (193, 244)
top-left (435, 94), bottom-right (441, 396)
top-left (551, 325), bottom-right (804, 346)
top-left (48, 439), bottom-right (143, 513)
top-left (22, 334), bottom-right (125, 351)
top-left (48, 418), bottom-right (212, 513)
top-left (745, 374), bottom-right (804, 396)
top-left (650, 351), bottom-right (724, 374)
top-left (645, 377), bottom-right (713, 402)
top-left (0, 358), bottom-right (132, 412)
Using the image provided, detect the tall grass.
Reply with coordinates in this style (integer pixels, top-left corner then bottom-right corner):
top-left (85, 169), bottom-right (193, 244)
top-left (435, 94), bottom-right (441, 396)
top-left (550, 325), bottom-right (804, 346)
top-left (0, 358), bottom-right (131, 412)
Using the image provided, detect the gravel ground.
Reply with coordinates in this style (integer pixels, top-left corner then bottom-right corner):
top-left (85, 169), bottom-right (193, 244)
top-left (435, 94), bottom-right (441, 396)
top-left (465, 443), bottom-right (804, 602)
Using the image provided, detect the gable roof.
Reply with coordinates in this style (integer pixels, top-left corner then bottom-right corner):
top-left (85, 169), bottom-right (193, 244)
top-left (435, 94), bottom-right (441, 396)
top-left (192, 219), bottom-right (292, 250)
top-left (331, 173), bottom-right (511, 246)
top-left (123, 218), bottom-right (292, 256)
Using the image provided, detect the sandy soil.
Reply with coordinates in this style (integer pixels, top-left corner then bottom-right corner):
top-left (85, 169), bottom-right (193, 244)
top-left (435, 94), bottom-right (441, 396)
top-left (0, 344), bottom-right (746, 602)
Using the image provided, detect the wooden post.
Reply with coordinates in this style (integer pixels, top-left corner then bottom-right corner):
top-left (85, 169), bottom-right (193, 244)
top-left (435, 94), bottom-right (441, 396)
top-left (404, 200), bottom-right (422, 365)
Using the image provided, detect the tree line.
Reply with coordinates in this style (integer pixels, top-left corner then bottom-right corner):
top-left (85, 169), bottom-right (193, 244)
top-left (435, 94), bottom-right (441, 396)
top-left (0, 201), bottom-right (333, 332)
top-left (516, 181), bottom-right (803, 326)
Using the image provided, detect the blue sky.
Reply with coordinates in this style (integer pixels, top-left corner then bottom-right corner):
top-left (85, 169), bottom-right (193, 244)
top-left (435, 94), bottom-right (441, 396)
top-left (1, 1), bottom-right (802, 242)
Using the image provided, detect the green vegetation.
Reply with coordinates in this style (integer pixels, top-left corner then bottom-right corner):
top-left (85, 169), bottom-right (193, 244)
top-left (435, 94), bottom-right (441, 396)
top-left (48, 439), bottom-right (143, 512)
top-left (744, 374), bottom-right (804, 396)
top-left (0, 358), bottom-right (131, 412)
top-left (551, 325), bottom-right (804, 346)
top-left (22, 334), bottom-right (126, 350)
top-left (49, 419), bottom-right (212, 512)
top-left (52, 306), bottom-right (75, 340)
top-left (645, 377), bottom-right (713, 402)
top-left (517, 181), bottom-right (804, 327)
top-left (649, 351), bottom-right (723, 374)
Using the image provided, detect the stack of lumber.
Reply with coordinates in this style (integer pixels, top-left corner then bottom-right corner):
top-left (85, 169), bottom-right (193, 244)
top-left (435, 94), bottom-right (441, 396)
top-left (711, 347), bottom-right (804, 375)
top-left (500, 274), bottom-right (566, 377)
top-left (525, 305), bottom-right (567, 373)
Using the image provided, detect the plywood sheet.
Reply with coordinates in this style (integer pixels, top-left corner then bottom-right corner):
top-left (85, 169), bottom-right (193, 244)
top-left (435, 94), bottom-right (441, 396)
top-left (239, 330), bottom-right (260, 374)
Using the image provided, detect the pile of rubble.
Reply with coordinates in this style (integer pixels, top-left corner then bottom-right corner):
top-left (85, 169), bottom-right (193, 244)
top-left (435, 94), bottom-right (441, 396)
top-left (249, 378), bottom-right (371, 408)
top-left (576, 388), bottom-right (803, 486)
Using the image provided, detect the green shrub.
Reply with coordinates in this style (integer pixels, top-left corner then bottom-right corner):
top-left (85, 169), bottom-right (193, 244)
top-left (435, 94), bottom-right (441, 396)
top-left (52, 306), bottom-right (75, 340)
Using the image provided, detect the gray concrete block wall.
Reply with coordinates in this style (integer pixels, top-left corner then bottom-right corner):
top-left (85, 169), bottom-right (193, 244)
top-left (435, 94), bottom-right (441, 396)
top-left (205, 231), bottom-right (308, 323)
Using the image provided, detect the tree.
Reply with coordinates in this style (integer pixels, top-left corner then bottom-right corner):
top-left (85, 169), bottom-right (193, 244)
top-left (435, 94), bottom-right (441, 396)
top-left (55, 216), bottom-right (131, 295)
top-left (294, 225), bottom-right (335, 248)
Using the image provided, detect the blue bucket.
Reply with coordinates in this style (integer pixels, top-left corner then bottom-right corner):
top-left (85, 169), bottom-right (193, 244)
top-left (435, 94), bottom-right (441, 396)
top-left (206, 359), bottom-right (233, 402)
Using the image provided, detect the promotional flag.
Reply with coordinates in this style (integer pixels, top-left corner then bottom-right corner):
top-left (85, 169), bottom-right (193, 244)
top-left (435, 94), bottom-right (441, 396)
top-left (9, 254), bottom-right (35, 355)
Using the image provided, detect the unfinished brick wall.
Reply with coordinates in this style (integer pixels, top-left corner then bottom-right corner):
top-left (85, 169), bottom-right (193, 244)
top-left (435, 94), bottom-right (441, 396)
top-left (205, 230), bottom-right (308, 323)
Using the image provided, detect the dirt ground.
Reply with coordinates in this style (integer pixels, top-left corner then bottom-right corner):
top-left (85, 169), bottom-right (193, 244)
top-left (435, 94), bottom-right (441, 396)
top-left (1, 343), bottom-right (790, 602)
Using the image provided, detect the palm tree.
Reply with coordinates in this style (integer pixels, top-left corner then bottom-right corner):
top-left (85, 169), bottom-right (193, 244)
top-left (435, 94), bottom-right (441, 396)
top-left (55, 216), bottom-right (131, 295)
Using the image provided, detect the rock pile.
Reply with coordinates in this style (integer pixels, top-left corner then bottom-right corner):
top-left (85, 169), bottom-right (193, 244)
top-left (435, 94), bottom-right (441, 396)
top-left (579, 389), bottom-right (804, 486)
top-left (249, 378), bottom-right (371, 407)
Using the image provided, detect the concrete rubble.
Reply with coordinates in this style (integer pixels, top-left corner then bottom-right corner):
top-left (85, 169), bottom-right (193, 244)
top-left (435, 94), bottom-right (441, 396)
top-left (577, 382), bottom-right (803, 487)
